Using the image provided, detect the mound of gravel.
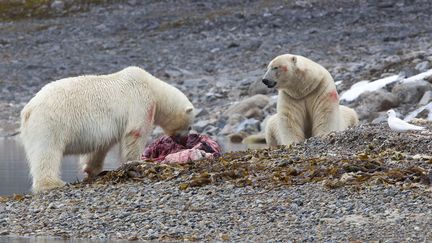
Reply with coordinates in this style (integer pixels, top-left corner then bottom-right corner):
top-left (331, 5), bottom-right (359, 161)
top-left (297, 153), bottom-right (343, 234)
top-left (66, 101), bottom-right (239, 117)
top-left (1, 123), bottom-right (431, 241)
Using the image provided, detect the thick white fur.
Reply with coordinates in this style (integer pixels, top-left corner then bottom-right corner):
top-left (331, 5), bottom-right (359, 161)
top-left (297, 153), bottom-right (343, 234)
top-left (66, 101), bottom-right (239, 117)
top-left (339, 105), bottom-right (359, 130)
top-left (263, 54), bottom-right (358, 147)
top-left (265, 105), bottom-right (358, 146)
top-left (20, 66), bottom-right (195, 192)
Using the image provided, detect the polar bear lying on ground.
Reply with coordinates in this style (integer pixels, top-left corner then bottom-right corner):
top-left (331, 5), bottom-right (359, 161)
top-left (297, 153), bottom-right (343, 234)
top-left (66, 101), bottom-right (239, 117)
top-left (261, 54), bottom-right (358, 147)
top-left (20, 66), bottom-right (195, 192)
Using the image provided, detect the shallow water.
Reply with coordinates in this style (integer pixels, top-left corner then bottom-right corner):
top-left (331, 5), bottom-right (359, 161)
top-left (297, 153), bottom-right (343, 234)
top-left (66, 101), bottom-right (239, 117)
top-left (0, 137), bottom-right (120, 196)
top-left (0, 136), bottom-right (253, 196)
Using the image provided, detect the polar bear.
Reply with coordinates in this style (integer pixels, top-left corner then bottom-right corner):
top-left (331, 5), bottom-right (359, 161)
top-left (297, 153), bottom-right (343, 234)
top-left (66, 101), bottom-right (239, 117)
top-left (20, 66), bottom-right (195, 192)
top-left (261, 54), bottom-right (358, 147)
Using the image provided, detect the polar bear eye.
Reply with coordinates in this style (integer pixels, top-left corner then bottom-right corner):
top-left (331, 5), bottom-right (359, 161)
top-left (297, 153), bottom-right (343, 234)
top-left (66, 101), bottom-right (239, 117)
top-left (272, 67), bottom-right (279, 70)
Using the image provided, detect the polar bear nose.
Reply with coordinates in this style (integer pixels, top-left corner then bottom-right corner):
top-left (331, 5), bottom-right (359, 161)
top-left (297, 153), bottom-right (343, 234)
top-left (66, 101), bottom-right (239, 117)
top-left (262, 79), bottom-right (276, 88)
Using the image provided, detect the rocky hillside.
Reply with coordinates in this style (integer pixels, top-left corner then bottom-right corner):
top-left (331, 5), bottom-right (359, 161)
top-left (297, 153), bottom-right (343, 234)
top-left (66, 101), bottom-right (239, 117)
top-left (1, 0), bottom-right (432, 138)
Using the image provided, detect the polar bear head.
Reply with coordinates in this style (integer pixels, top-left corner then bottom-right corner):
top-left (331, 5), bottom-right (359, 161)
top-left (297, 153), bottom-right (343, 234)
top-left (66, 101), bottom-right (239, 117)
top-left (262, 54), bottom-right (325, 99)
top-left (162, 106), bottom-right (195, 140)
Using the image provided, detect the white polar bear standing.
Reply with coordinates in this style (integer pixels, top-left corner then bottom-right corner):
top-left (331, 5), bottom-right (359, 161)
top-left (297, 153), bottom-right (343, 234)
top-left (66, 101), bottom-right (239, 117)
top-left (262, 54), bottom-right (358, 147)
top-left (20, 66), bottom-right (195, 192)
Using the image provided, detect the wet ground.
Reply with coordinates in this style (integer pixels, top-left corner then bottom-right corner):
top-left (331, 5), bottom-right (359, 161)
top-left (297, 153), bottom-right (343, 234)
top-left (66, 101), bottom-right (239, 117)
top-left (0, 137), bottom-right (120, 195)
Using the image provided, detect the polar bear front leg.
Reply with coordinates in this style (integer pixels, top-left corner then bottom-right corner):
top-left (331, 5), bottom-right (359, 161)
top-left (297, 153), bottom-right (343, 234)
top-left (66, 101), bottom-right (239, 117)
top-left (79, 146), bottom-right (112, 178)
top-left (311, 90), bottom-right (341, 137)
top-left (265, 114), bottom-right (279, 147)
top-left (278, 115), bottom-right (306, 145)
top-left (120, 127), bottom-right (151, 162)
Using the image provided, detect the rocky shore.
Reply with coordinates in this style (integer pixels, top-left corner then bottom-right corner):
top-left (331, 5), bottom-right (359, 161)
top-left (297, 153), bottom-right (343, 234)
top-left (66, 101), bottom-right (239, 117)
top-left (1, 0), bottom-right (432, 138)
top-left (1, 0), bottom-right (432, 241)
top-left (1, 123), bottom-right (432, 241)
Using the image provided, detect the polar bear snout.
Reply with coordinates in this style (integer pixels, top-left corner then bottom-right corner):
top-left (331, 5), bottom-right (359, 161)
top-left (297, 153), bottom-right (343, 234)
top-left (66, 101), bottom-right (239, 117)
top-left (262, 78), bottom-right (277, 88)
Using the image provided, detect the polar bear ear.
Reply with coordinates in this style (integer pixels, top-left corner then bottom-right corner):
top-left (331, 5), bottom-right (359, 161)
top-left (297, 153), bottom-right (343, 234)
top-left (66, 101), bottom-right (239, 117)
top-left (185, 106), bottom-right (194, 114)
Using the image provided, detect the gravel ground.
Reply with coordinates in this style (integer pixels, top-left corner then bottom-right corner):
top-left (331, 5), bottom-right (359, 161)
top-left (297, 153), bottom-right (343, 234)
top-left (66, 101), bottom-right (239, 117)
top-left (1, 123), bottom-right (431, 241)
top-left (3, 182), bottom-right (432, 242)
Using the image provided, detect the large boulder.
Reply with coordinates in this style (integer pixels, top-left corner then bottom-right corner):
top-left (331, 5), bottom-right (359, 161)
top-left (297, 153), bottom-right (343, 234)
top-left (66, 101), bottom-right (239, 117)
top-left (223, 94), bottom-right (271, 120)
top-left (353, 89), bottom-right (399, 121)
top-left (392, 80), bottom-right (432, 104)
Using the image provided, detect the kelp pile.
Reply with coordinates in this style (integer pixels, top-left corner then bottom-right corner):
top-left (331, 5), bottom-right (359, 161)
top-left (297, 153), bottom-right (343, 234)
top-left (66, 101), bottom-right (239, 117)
top-left (90, 123), bottom-right (432, 190)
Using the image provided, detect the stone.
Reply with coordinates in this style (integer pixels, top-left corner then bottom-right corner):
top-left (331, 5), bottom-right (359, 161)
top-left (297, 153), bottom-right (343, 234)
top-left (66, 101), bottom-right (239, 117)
top-left (415, 61), bottom-right (430, 72)
top-left (228, 133), bottom-right (246, 143)
top-left (248, 78), bottom-right (271, 95)
top-left (392, 80), bottom-right (432, 104)
top-left (371, 112), bottom-right (387, 124)
top-left (193, 119), bottom-right (215, 133)
top-left (194, 108), bottom-right (209, 117)
top-left (418, 90), bottom-right (432, 106)
top-left (234, 118), bottom-right (261, 134)
top-left (223, 94), bottom-right (270, 119)
top-left (50, 0), bottom-right (65, 11)
top-left (220, 114), bottom-right (245, 135)
top-left (353, 89), bottom-right (399, 121)
top-left (383, 55), bottom-right (401, 64)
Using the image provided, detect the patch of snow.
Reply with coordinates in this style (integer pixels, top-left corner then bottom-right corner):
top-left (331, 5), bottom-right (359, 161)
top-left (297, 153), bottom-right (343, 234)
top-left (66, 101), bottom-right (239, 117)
top-left (340, 69), bottom-right (432, 102)
top-left (340, 75), bottom-right (401, 102)
top-left (402, 69), bottom-right (432, 83)
top-left (335, 81), bottom-right (342, 86)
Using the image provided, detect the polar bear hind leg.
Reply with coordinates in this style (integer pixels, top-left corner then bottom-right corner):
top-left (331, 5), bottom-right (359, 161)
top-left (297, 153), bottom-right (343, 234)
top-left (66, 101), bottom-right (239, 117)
top-left (25, 144), bottom-right (66, 193)
top-left (79, 146), bottom-right (112, 178)
top-left (339, 105), bottom-right (359, 129)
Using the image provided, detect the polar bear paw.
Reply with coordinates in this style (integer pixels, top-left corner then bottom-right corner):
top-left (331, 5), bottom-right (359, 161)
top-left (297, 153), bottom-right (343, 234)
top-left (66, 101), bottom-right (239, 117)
top-left (32, 178), bottom-right (66, 193)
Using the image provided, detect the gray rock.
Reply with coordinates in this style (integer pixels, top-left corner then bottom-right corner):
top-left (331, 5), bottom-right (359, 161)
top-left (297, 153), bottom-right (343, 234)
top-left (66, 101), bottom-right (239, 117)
top-left (194, 108), bottom-right (209, 117)
top-left (193, 119), bottom-right (215, 133)
top-left (220, 114), bottom-right (246, 135)
top-left (163, 67), bottom-right (194, 79)
top-left (418, 90), bottom-right (432, 106)
top-left (415, 61), bottom-right (430, 73)
top-left (353, 89), bottom-right (399, 121)
top-left (262, 96), bottom-right (277, 117)
top-left (248, 78), bottom-right (272, 96)
top-left (202, 125), bottom-right (219, 135)
top-left (224, 94), bottom-right (270, 119)
top-left (234, 118), bottom-right (260, 134)
top-left (371, 112), bottom-right (387, 124)
top-left (416, 109), bottom-right (430, 120)
top-left (392, 80), bottom-right (432, 104)
top-left (50, 0), bottom-right (65, 11)
top-left (383, 55), bottom-right (401, 64)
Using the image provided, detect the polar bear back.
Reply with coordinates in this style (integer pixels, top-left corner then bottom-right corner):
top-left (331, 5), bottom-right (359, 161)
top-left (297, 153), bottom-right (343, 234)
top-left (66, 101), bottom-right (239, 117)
top-left (20, 67), bottom-right (194, 154)
top-left (21, 70), bottom-right (150, 153)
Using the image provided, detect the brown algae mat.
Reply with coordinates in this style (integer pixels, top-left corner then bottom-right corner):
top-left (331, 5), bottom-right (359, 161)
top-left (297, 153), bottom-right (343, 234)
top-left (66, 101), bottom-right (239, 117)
top-left (87, 122), bottom-right (432, 192)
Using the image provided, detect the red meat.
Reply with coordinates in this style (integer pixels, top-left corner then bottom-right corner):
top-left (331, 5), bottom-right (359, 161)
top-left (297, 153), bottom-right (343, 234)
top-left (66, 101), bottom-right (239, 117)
top-left (141, 134), bottom-right (221, 163)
